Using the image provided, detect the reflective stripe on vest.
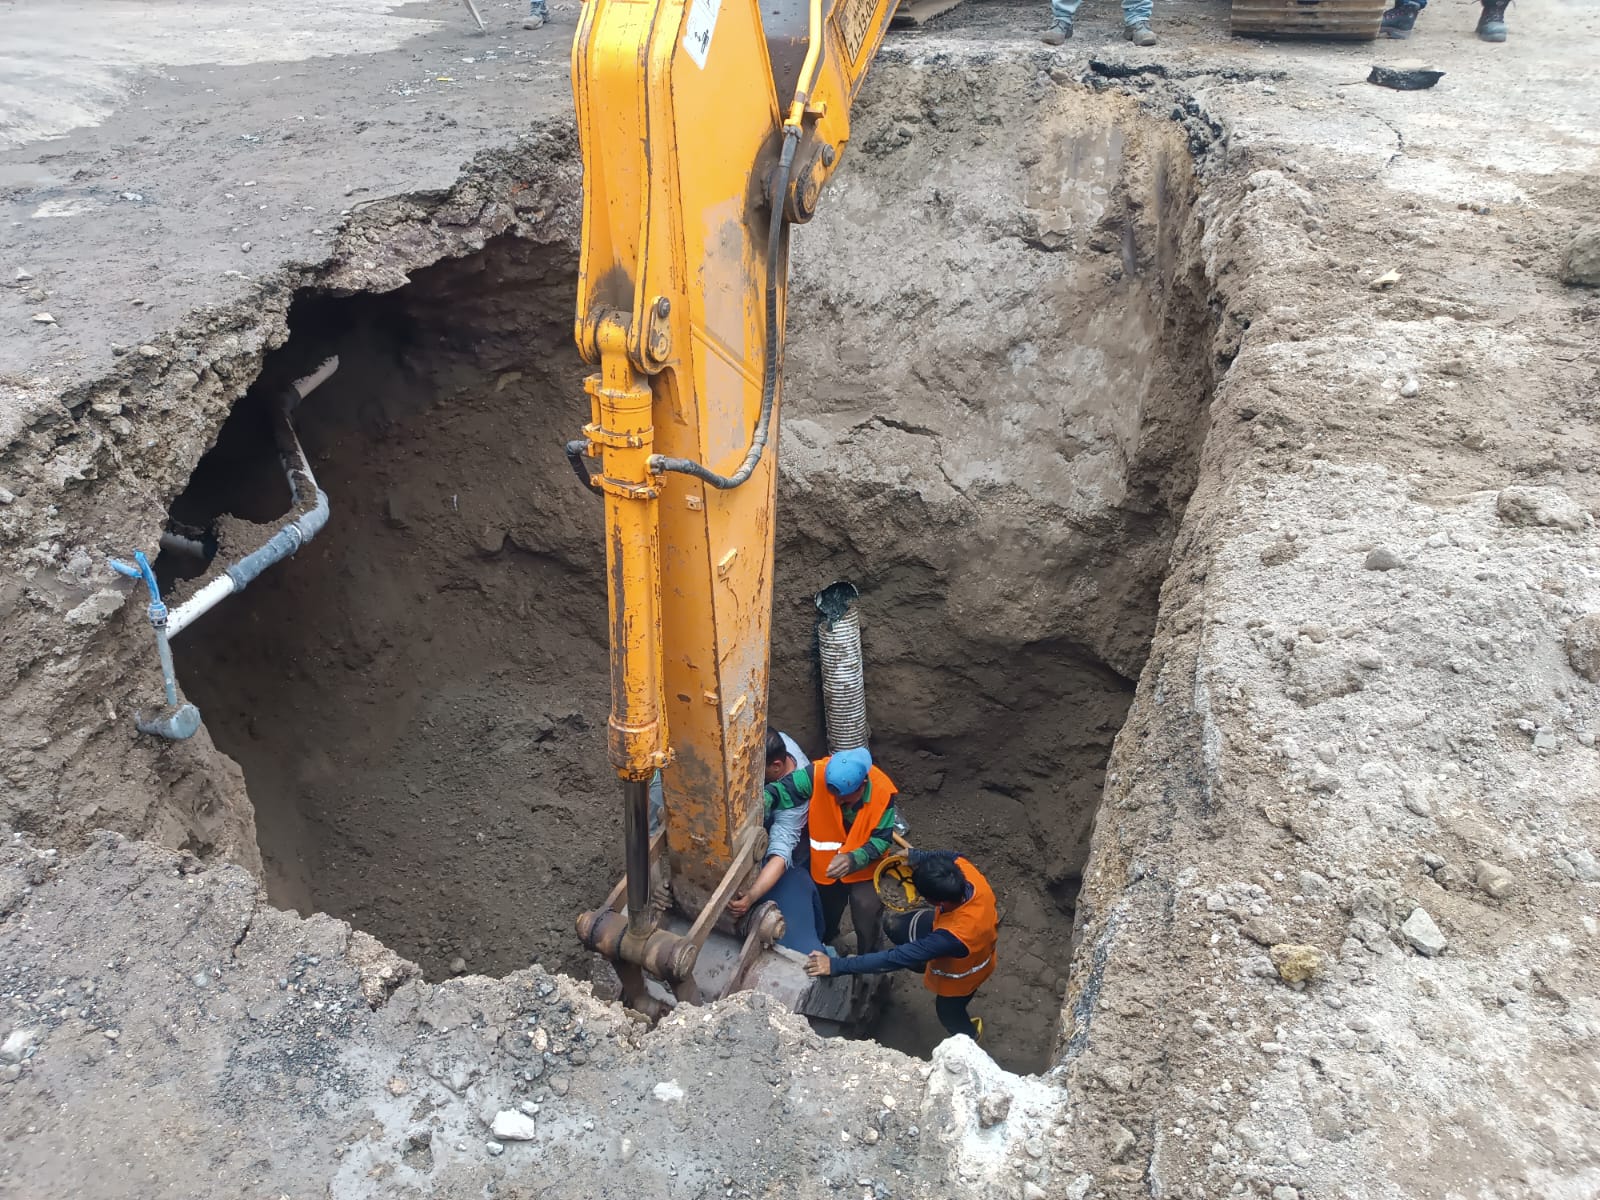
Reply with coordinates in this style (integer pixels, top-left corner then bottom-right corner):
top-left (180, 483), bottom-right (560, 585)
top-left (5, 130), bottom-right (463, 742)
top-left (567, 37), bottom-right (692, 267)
top-left (929, 955), bottom-right (993, 980)
top-left (924, 857), bottom-right (999, 996)
top-left (809, 838), bottom-right (844, 851)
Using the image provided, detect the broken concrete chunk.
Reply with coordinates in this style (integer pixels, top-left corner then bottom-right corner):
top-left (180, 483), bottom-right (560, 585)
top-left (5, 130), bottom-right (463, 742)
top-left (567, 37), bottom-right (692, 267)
top-left (1564, 849), bottom-right (1600, 882)
top-left (1349, 885), bottom-right (1394, 927)
top-left (1401, 907), bottom-right (1446, 956)
top-left (1474, 860), bottom-right (1515, 900)
top-left (1495, 486), bottom-right (1589, 532)
top-left (1565, 614), bottom-right (1600, 683)
top-left (1307, 763), bottom-right (1341, 793)
top-left (1269, 943), bottom-right (1329, 984)
top-left (1241, 916), bottom-right (1288, 946)
top-left (490, 1110), bottom-right (538, 1141)
top-left (651, 1079), bottom-right (685, 1103)
top-left (1559, 226), bottom-right (1600, 287)
top-left (977, 1088), bottom-right (1012, 1127)
top-left (1297, 869), bottom-right (1329, 898)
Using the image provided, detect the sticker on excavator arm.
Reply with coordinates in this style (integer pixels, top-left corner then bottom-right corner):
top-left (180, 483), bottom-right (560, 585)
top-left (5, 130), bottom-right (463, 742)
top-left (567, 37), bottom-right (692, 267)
top-left (874, 853), bottom-right (921, 914)
top-left (682, 0), bottom-right (720, 69)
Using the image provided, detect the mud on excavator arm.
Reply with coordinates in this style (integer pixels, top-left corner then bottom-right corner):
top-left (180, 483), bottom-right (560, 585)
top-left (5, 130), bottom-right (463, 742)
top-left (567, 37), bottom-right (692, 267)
top-left (566, 0), bottom-right (896, 1002)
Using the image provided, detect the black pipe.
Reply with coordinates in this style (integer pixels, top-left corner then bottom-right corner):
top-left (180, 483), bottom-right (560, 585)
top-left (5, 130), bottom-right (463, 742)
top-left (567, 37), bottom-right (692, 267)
top-left (622, 778), bottom-right (653, 937)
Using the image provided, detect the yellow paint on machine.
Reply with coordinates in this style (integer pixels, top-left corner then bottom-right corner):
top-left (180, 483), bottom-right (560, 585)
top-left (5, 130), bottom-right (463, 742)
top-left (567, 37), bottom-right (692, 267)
top-left (568, 0), bottom-right (899, 918)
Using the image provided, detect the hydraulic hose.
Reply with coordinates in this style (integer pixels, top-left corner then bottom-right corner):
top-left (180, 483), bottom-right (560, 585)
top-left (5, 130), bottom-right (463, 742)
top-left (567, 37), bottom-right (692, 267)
top-left (647, 126), bottom-right (799, 491)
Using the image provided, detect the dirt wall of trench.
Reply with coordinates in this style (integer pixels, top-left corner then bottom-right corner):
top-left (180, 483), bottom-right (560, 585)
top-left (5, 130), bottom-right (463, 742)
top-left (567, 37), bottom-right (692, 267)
top-left (0, 60), bottom-right (1217, 1078)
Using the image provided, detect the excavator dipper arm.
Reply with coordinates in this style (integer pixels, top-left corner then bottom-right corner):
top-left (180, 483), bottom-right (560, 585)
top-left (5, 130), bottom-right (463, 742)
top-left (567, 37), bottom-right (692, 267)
top-left (568, 0), bottom-right (896, 995)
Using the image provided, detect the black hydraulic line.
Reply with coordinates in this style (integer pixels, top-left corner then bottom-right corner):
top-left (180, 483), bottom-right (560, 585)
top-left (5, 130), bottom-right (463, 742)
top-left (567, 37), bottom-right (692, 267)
top-left (648, 126), bottom-right (799, 491)
top-left (566, 438), bottom-right (603, 496)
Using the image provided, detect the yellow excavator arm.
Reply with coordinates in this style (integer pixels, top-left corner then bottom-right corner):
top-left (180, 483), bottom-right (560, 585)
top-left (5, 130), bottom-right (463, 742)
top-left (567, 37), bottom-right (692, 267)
top-left (566, 0), bottom-right (896, 1006)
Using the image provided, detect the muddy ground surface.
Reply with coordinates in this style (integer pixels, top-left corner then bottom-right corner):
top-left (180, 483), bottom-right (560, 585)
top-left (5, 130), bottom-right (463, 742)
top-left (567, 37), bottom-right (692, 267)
top-left (3, 0), bottom-right (1600, 1196)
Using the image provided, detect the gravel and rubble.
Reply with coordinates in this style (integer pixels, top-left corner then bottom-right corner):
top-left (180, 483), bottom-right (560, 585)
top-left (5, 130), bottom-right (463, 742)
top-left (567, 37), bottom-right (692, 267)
top-left (1, 833), bottom-right (1065, 1199)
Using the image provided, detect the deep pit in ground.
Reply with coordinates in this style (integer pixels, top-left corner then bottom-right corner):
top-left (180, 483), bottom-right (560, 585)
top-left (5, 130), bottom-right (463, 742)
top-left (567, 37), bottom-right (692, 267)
top-left (164, 74), bottom-right (1215, 1075)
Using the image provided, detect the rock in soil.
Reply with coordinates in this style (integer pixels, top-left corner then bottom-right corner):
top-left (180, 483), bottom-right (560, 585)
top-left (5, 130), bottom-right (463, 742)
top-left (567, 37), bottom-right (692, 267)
top-left (1269, 944), bottom-right (1330, 983)
top-left (0, 1030), bottom-right (37, 1064)
top-left (1559, 226), bottom-right (1600, 286)
top-left (490, 1111), bottom-right (538, 1142)
top-left (1401, 908), bottom-right (1447, 956)
top-left (1494, 486), bottom-right (1589, 532)
top-left (1474, 861), bottom-right (1516, 900)
top-left (1565, 614), bottom-right (1600, 683)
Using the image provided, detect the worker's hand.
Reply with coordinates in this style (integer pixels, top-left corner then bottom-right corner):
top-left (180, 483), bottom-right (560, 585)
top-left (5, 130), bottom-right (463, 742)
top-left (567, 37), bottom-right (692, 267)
top-left (804, 951), bottom-right (833, 977)
top-left (825, 853), bottom-right (853, 880)
top-left (728, 892), bottom-right (753, 918)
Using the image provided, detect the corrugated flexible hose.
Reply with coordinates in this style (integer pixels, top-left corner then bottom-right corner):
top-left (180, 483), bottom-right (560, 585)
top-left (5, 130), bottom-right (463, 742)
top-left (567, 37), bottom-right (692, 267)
top-left (815, 581), bottom-right (869, 753)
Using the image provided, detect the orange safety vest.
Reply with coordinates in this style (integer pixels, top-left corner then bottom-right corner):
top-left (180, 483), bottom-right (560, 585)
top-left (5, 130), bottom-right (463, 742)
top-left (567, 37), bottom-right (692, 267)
top-left (925, 858), bottom-right (998, 996)
top-left (808, 758), bottom-right (897, 886)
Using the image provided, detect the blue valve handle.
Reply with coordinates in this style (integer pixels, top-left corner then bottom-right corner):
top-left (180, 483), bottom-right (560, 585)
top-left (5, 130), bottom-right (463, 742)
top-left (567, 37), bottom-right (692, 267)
top-left (109, 551), bottom-right (167, 621)
top-left (110, 549), bottom-right (180, 709)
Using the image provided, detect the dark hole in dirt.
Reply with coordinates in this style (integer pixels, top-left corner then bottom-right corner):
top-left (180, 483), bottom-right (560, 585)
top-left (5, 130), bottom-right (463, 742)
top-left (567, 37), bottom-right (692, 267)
top-left (166, 83), bottom-right (1214, 1076)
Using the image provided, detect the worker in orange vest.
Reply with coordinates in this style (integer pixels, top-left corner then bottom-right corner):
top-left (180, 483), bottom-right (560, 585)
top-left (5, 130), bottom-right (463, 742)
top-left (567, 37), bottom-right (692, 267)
top-left (804, 850), bottom-right (997, 1042)
top-left (763, 746), bottom-right (899, 954)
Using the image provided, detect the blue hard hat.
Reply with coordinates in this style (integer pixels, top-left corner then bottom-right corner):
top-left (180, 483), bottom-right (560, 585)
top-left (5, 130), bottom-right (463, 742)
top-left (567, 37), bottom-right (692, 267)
top-left (825, 747), bottom-right (872, 794)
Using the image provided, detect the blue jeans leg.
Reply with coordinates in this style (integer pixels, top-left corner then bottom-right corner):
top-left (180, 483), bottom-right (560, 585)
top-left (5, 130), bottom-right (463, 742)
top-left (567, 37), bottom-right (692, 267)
top-left (529, 0), bottom-right (548, 17)
top-left (1123, 0), bottom-right (1154, 23)
top-left (766, 864), bottom-right (826, 955)
top-left (1050, 0), bottom-right (1082, 24)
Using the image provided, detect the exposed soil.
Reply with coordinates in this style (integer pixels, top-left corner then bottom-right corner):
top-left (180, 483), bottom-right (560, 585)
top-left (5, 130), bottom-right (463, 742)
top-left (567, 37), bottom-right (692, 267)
top-left (169, 237), bottom-right (611, 985)
top-left (161, 74), bottom-right (1212, 1076)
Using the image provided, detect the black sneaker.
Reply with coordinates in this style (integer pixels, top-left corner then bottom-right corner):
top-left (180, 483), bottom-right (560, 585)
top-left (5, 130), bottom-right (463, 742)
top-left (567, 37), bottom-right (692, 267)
top-left (1476, 0), bottom-right (1508, 40)
top-left (1380, 1), bottom-right (1422, 36)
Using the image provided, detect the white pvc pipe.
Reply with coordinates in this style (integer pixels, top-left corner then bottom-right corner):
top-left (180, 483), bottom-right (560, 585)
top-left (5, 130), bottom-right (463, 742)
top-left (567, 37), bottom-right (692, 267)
top-left (166, 574), bottom-right (236, 638)
top-left (165, 356), bottom-right (338, 639)
top-left (291, 357), bottom-right (339, 402)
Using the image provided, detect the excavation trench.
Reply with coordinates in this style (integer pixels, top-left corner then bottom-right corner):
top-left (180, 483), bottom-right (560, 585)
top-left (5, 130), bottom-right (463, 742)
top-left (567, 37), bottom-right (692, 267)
top-left (165, 76), bottom-right (1215, 1076)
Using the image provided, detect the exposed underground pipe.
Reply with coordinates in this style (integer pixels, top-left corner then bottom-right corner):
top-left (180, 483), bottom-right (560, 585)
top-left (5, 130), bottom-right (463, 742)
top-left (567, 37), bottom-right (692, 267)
top-left (815, 581), bottom-right (869, 753)
top-left (107, 551), bottom-right (202, 741)
top-left (107, 357), bottom-right (337, 740)
top-left (158, 531), bottom-right (208, 559)
top-left (164, 357), bottom-right (335, 638)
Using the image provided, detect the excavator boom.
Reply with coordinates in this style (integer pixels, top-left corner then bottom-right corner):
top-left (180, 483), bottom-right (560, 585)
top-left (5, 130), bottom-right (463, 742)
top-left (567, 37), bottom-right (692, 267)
top-left (567, 0), bottom-right (896, 1009)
